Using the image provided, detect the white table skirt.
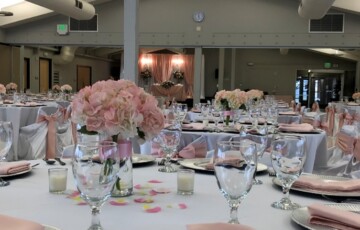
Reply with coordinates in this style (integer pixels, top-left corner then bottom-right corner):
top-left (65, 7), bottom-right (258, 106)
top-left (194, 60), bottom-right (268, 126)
top-left (0, 159), bottom-right (330, 230)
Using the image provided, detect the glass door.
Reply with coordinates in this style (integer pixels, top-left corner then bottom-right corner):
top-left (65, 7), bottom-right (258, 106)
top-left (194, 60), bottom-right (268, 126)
top-left (295, 71), bottom-right (309, 106)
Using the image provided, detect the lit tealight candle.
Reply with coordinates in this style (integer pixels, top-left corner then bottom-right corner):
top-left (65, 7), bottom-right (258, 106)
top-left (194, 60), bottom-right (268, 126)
top-left (177, 169), bottom-right (195, 195)
top-left (48, 168), bottom-right (68, 194)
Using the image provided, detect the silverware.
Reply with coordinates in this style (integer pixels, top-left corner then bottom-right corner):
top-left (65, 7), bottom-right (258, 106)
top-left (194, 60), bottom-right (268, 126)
top-left (30, 163), bottom-right (40, 168)
top-left (55, 157), bottom-right (66, 166)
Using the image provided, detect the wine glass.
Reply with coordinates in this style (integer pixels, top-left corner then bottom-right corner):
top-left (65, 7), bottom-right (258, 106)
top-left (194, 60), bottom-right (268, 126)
top-left (175, 103), bottom-right (188, 123)
top-left (0, 121), bottom-right (13, 187)
top-left (72, 140), bottom-right (120, 229)
top-left (214, 141), bottom-right (257, 224)
top-left (211, 107), bottom-right (221, 131)
top-left (157, 120), bottom-right (182, 173)
top-left (239, 127), bottom-right (268, 185)
top-left (270, 135), bottom-right (306, 210)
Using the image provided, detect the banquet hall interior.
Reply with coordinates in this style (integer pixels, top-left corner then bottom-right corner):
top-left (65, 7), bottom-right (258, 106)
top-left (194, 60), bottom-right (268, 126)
top-left (1, 0), bottom-right (360, 230)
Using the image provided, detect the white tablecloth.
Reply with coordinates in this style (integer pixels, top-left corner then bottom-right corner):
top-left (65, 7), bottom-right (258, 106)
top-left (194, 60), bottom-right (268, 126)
top-left (0, 159), bottom-right (330, 230)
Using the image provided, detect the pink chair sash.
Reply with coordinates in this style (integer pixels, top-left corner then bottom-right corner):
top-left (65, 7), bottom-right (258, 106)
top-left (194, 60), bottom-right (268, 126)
top-left (295, 103), bottom-right (302, 113)
top-left (335, 132), bottom-right (360, 160)
top-left (338, 113), bottom-right (360, 130)
top-left (311, 102), bottom-right (320, 112)
top-left (37, 114), bottom-right (57, 159)
top-left (322, 106), bottom-right (335, 136)
top-left (290, 100), bottom-right (296, 112)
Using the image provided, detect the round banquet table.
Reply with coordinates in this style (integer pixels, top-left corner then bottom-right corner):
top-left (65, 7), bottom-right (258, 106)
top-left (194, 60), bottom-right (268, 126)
top-left (0, 159), bottom-right (333, 230)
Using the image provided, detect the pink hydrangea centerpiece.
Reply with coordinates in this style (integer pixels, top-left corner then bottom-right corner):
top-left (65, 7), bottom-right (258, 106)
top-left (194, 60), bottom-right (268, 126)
top-left (246, 89), bottom-right (264, 101)
top-left (5, 82), bottom-right (17, 91)
top-left (214, 89), bottom-right (248, 110)
top-left (71, 79), bottom-right (165, 141)
top-left (61, 84), bottom-right (73, 94)
top-left (52, 84), bottom-right (61, 93)
top-left (0, 84), bottom-right (6, 94)
top-left (352, 92), bottom-right (360, 100)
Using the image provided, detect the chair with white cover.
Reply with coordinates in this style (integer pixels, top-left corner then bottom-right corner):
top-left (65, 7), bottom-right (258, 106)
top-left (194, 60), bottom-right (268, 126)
top-left (318, 124), bottom-right (360, 177)
top-left (56, 104), bottom-right (74, 157)
top-left (17, 106), bottom-right (62, 160)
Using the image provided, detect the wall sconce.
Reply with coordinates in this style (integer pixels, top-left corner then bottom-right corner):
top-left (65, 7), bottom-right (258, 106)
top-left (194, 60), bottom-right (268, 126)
top-left (140, 56), bottom-right (153, 70)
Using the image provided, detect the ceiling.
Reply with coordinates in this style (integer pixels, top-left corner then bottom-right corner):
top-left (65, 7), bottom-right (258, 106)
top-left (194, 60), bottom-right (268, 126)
top-left (1, 0), bottom-right (360, 61)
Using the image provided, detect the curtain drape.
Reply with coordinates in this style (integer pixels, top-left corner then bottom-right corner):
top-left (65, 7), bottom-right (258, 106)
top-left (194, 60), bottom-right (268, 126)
top-left (138, 53), bottom-right (194, 98)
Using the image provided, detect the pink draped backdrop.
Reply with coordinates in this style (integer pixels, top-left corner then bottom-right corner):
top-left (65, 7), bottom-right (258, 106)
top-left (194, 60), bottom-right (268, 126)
top-left (138, 54), bottom-right (194, 98)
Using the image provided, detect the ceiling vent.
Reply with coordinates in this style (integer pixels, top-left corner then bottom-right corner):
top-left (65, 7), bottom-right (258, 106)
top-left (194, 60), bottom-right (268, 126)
top-left (69, 14), bottom-right (98, 32)
top-left (309, 14), bottom-right (344, 33)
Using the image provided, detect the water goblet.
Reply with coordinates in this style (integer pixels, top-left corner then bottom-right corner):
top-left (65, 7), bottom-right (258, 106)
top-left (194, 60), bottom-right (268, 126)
top-left (211, 107), bottom-right (221, 131)
top-left (239, 127), bottom-right (268, 185)
top-left (270, 135), bottom-right (306, 210)
top-left (214, 141), bottom-right (257, 224)
top-left (175, 103), bottom-right (188, 123)
top-left (158, 120), bottom-right (182, 173)
top-left (72, 141), bottom-right (120, 230)
top-left (0, 121), bottom-right (13, 186)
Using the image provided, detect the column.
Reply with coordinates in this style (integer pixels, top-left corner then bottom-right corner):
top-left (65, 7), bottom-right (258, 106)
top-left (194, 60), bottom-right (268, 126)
top-left (19, 46), bottom-right (24, 92)
top-left (230, 48), bottom-right (236, 90)
top-left (123, 0), bottom-right (139, 83)
top-left (193, 47), bottom-right (202, 105)
top-left (218, 48), bottom-right (225, 90)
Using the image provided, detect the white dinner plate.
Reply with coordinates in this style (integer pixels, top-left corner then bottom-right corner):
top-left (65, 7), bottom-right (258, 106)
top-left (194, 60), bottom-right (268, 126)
top-left (43, 224), bottom-right (61, 230)
top-left (291, 203), bottom-right (360, 230)
top-left (179, 158), bottom-right (268, 173)
top-left (272, 173), bottom-right (360, 197)
top-left (132, 154), bottom-right (155, 165)
top-left (0, 167), bottom-right (32, 178)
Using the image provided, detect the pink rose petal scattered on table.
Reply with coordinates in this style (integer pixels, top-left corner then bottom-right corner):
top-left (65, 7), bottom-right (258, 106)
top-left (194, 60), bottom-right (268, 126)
top-left (148, 180), bottom-right (163, 183)
top-left (109, 198), bottom-right (129, 206)
top-left (76, 202), bottom-right (87, 206)
top-left (143, 205), bottom-right (162, 213)
top-left (134, 184), bottom-right (153, 189)
top-left (149, 190), bottom-right (158, 196)
top-left (152, 187), bottom-right (171, 194)
top-left (66, 191), bottom-right (80, 198)
top-left (134, 197), bottom-right (154, 203)
top-left (166, 203), bottom-right (188, 209)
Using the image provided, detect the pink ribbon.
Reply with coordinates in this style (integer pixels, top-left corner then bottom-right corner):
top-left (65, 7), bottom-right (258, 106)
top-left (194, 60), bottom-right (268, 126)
top-left (117, 139), bottom-right (132, 158)
top-left (37, 114), bottom-right (57, 160)
top-left (336, 132), bottom-right (360, 160)
top-left (223, 111), bottom-right (234, 116)
top-left (338, 112), bottom-right (360, 130)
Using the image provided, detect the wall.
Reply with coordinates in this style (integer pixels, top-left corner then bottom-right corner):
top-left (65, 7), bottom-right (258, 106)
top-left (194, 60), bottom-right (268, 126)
top-left (202, 48), bottom-right (357, 97)
top-left (3, 0), bottom-right (360, 48)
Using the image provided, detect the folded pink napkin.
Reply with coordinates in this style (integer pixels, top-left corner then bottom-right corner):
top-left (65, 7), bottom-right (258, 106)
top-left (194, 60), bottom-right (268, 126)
top-left (293, 175), bottom-right (360, 192)
top-left (279, 111), bottom-right (297, 115)
top-left (182, 123), bottom-right (205, 130)
top-left (0, 161), bottom-right (31, 175)
top-left (278, 123), bottom-right (314, 132)
top-left (187, 223), bottom-right (254, 230)
top-left (178, 136), bottom-right (207, 158)
top-left (0, 214), bottom-right (44, 230)
top-left (308, 203), bottom-right (360, 230)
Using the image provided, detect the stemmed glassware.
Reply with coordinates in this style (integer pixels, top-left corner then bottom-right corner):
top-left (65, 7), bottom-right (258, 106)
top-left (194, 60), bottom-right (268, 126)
top-left (214, 141), bottom-right (257, 224)
top-left (211, 107), bottom-right (221, 131)
top-left (174, 103), bottom-right (188, 123)
top-left (270, 135), bottom-right (306, 210)
top-left (72, 140), bottom-right (120, 230)
top-left (157, 119), bottom-right (182, 173)
top-left (0, 121), bottom-right (13, 187)
top-left (239, 126), bottom-right (268, 185)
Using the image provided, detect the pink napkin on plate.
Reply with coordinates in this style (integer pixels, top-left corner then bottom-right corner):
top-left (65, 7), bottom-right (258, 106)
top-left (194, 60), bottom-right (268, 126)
top-left (278, 123), bottom-right (314, 132)
top-left (187, 223), bottom-right (254, 230)
top-left (178, 136), bottom-right (207, 158)
top-left (0, 214), bottom-right (44, 230)
top-left (0, 161), bottom-right (31, 175)
top-left (182, 123), bottom-right (205, 130)
top-left (308, 203), bottom-right (360, 230)
top-left (293, 175), bottom-right (360, 192)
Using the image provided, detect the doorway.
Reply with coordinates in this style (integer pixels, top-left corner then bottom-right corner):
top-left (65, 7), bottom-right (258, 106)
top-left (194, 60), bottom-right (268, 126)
top-left (296, 70), bottom-right (344, 109)
top-left (39, 58), bottom-right (51, 93)
top-left (77, 65), bottom-right (91, 91)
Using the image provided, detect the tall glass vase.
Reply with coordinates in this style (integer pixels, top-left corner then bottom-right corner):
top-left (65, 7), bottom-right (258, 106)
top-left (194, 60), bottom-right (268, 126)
top-left (111, 138), bottom-right (133, 197)
top-left (223, 109), bottom-right (234, 127)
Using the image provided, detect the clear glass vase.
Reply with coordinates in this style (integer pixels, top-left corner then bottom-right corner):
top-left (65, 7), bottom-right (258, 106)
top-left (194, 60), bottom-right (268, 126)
top-left (111, 138), bottom-right (133, 197)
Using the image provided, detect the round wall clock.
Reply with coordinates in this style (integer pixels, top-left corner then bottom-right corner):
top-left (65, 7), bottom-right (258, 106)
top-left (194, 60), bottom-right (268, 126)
top-left (193, 11), bottom-right (205, 23)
